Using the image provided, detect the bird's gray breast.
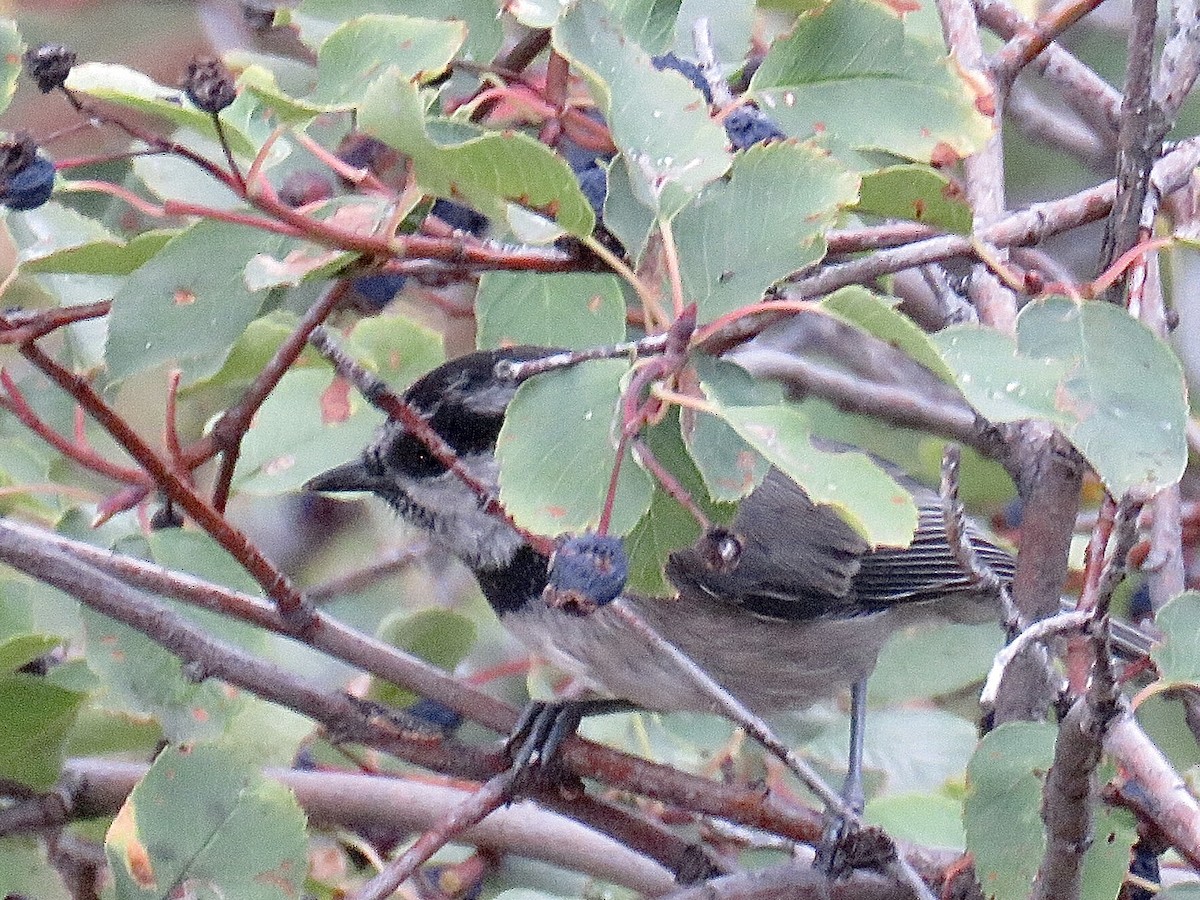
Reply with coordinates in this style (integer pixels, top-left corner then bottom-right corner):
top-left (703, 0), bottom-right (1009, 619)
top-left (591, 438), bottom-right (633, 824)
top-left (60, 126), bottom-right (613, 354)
top-left (500, 593), bottom-right (903, 714)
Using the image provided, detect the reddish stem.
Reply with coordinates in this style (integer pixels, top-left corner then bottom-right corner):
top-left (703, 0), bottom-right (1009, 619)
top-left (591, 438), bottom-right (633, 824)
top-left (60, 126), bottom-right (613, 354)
top-left (12, 338), bottom-right (310, 622)
top-left (0, 369), bottom-right (150, 486)
top-left (164, 370), bottom-right (185, 472)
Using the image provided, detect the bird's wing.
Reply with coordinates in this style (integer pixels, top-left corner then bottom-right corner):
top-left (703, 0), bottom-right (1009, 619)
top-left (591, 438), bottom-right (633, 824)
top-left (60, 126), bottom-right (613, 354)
top-left (666, 469), bottom-right (1014, 622)
top-left (851, 501), bottom-right (1015, 608)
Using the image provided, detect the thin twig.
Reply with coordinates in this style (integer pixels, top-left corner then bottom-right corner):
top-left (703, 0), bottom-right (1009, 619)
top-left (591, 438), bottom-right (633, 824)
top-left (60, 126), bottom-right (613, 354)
top-left (350, 771), bottom-right (517, 900)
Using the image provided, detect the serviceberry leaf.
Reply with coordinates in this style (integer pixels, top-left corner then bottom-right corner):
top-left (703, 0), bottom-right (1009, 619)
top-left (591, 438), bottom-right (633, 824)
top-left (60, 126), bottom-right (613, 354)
top-left (360, 71), bottom-right (595, 238)
top-left (311, 15), bottom-right (465, 107)
top-left (476, 272), bottom-right (626, 350)
top-left (283, 0), bottom-right (502, 63)
top-left (673, 141), bottom-right (859, 322)
top-left (498, 360), bottom-right (653, 537)
top-left (749, 0), bottom-right (993, 165)
top-left (553, 0), bottom-right (730, 218)
top-left (934, 296), bottom-right (1188, 495)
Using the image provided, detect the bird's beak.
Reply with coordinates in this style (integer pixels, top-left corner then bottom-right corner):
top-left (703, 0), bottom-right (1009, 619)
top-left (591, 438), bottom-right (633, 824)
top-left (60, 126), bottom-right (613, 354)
top-left (305, 459), bottom-right (380, 494)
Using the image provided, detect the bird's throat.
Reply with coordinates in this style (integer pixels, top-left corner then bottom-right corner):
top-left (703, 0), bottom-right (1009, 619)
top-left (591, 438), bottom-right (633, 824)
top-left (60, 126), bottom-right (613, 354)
top-left (472, 544), bottom-right (550, 615)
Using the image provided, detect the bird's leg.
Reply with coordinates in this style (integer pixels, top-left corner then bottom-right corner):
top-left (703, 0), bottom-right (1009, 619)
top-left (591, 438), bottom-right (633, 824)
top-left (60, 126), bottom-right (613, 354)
top-left (815, 677), bottom-right (868, 874)
top-left (843, 677), bottom-right (868, 814)
top-left (506, 697), bottom-right (637, 784)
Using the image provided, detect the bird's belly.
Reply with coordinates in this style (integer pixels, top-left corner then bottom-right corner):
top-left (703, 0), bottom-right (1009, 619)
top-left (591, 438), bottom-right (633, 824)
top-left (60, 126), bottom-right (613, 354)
top-left (500, 595), bottom-right (899, 715)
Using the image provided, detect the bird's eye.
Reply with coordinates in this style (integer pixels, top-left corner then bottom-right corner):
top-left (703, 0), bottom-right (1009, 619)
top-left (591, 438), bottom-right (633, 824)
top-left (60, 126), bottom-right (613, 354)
top-left (385, 433), bottom-right (448, 478)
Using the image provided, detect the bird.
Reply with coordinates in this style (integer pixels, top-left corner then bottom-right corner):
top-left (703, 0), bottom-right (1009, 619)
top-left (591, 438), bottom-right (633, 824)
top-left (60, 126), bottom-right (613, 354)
top-left (306, 347), bottom-right (1020, 748)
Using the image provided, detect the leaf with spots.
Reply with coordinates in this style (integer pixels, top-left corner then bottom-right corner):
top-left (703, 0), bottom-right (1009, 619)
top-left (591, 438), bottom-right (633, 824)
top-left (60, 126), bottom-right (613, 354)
top-left (105, 220), bottom-right (287, 386)
top-left (749, 0), bottom-right (993, 165)
top-left (498, 360), bottom-right (653, 536)
top-left (360, 70), bottom-right (596, 238)
top-left (476, 272), bottom-right (626, 349)
top-left (700, 360), bottom-right (918, 545)
top-left (672, 141), bottom-right (858, 323)
top-left (105, 744), bottom-right (306, 900)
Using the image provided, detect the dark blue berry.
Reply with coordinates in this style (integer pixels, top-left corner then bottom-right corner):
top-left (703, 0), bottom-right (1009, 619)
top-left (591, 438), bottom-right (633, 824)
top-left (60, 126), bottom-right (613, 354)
top-left (576, 162), bottom-right (607, 220)
top-left (406, 697), bottom-right (464, 731)
top-left (544, 533), bottom-right (629, 616)
top-left (430, 198), bottom-right (488, 237)
top-left (351, 273), bottom-right (407, 307)
top-left (1127, 840), bottom-right (1160, 900)
top-left (1, 156), bottom-right (56, 211)
top-left (1128, 582), bottom-right (1153, 622)
top-left (652, 52), bottom-right (713, 104)
top-left (724, 106), bottom-right (786, 150)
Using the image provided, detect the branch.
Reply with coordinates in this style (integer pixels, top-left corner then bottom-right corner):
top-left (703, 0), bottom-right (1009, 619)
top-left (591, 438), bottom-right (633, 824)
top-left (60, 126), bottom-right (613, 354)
top-left (1097, 0), bottom-right (1169, 295)
top-left (61, 758), bottom-right (676, 895)
top-left (975, 0), bottom-right (1121, 140)
top-left (8, 335), bottom-right (311, 621)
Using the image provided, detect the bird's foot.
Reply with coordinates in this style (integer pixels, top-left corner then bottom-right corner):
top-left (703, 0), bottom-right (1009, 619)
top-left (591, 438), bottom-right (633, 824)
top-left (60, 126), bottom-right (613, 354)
top-left (504, 698), bottom-right (634, 793)
top-left (815, 818), bottom-right (897, 880)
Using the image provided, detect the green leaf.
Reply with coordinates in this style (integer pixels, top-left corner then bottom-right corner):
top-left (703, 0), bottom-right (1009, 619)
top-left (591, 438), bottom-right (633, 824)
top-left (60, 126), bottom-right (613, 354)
top-left (235, 65), bottom-right (323, 126)
top-left (242, 197), bottom-right (396, 291)
top-left (0, 633), bottom-right (63, 673)
top-left (476, 272), bottom-right (626, 349)
top-left (498, 360), bottom-right (654, 536)
top-left (602, 156), bottom-right (656, 261)
top-left (866, 792), bottom-right (964, 849)
top-left (870, 622), bottom-right (1002, 704)
top-left (684, 355), bottom-right (777, 501)
top-left (701, 365), bottom-right (917, 545)
top-left (0, 437), bottom-right (60, 519)
top-left (0, 20), bottom-right (24, 117)
top-left (853, 164), bottom-right (972, 232)
top-left (964, 722), bottom-right (1056, 900)
top-left (105, 219), bottom-right (286, 385)
top-left (8, 202), bottom-right (125, 370)
top-left (64, 63), bottom-right (259, 157)
top-left (749, 0), bottom-right (993, 164)
top-left (105, 744), bottom-right (307, 900)
top-left (63, 706), bottom-right (163, 760)
top-left (932, 324), bottom-right (1071, 423)
top-left (673, 141), bottom-right (859, 322)
top-left (149, 530), bottom-right (264, 597)
top-left (809, 706), bottom-right (978, 794)
top-left (0, 836), bottom-right (71, 900)
top-left (554, 0), bottom-right (730, 217)
top-left (186, 313), bottom-right (306, 391)
top-left (1161, 885), bottom-right (1200, 899)
top-left (508, 0), bottom-right (572, 28)
top-left (822, 286), bottom-right (955, 382)
top-left (360, 71), bottom-right (595, 237)
top-left (371, 609), bottom-right (477, 707)
top-left (287, 0), bottom-right (503, 63)
top-left (344, 314), bottom-right (446, 392)
top-left (720, 405), bottom-right (917, 545)
top-left (0, 674), bottom-right (86, 789)
top-left (21, 229), bottom-right (176, 275)
top-left (233, 368), bottom-right (382, 495)
top-left (1150, 591), bottom-right (1200, 684)
top-left (606, 0), bottom-right (681, 52)
top-left (127, 131), bottom-right (249, 210)
top-left (81, 604), bottom-right (247, 743)
top-left (1081, 797), bottom-right (1137, 900)
top-left (671, 0), bottom-right (754, 67)
top-left (1016, 296), bottom-right (1188, 495)
top-left (625, 486), bottom-right (701, 595)
top-left (625, 410), bottom-right (736, 595)
top-left (312, 15), bottom-right (466, 107)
